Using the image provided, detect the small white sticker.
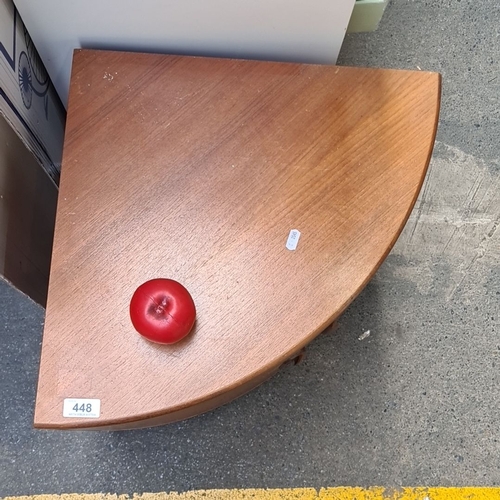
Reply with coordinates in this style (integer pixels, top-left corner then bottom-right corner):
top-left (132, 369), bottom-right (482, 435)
top-left (63, 398), bottom-right (101, 418)
top-left (286, 229), bottom-right (301, 251)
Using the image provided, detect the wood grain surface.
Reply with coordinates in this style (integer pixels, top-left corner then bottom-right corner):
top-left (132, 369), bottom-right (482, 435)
top-left (34, 50), bottom-right (441, 429)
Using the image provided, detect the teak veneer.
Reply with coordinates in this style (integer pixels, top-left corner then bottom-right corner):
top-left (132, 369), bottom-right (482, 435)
top-left (34, 50), bottom-right (440, 429)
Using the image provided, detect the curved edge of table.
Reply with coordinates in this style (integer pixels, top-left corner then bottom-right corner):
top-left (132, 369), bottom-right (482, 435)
top-left (34, 57), bottom-right (441, 430)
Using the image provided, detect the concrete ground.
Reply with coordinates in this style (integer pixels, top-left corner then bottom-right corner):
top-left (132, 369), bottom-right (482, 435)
top-left (1, 0), bottom-right (499, 495)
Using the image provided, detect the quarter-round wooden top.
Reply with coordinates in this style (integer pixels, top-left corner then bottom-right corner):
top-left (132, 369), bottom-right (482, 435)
top-left (35, 50), bottom-right (440, 429)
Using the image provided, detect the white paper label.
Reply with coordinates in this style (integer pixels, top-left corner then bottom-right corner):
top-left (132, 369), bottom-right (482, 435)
top-left (286, 229), bottom-right (301, 251)
top-left (63, 398), bottom-right (101, 418)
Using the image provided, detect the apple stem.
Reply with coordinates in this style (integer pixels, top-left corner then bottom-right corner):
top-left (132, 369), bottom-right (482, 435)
top-left (155, 296), bottom-right (168, 314)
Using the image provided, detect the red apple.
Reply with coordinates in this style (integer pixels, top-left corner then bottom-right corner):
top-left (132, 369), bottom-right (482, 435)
top-left (130, 279), bottom-right (196, 344)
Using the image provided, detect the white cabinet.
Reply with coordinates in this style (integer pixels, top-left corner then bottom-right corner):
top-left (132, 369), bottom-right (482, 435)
top-left (13, 0), bottom-right (355, 107)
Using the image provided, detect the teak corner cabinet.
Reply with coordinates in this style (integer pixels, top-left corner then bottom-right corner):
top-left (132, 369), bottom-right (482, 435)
top-left (35, 50), bottom-right (441, 430)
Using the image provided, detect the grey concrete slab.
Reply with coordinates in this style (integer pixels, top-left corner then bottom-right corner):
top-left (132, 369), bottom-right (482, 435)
top-left (1, 0), bottom-right (499, 495)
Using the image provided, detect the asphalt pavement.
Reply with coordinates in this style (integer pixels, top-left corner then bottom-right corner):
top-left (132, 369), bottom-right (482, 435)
top-left (1, 0), bottom-right (499, 495)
